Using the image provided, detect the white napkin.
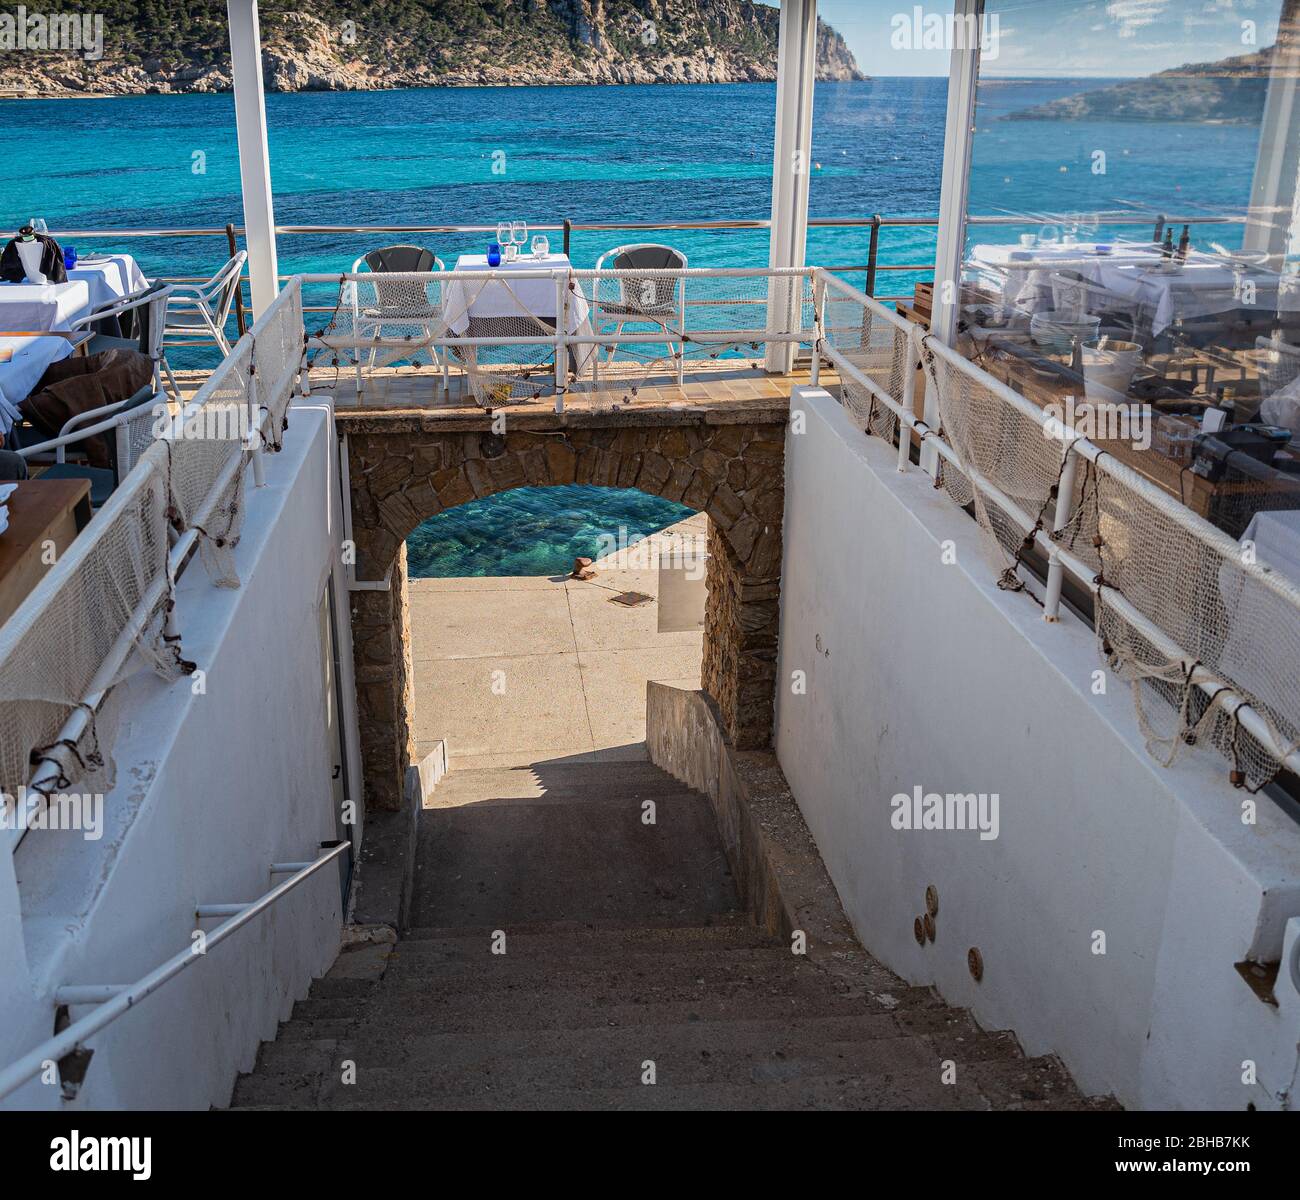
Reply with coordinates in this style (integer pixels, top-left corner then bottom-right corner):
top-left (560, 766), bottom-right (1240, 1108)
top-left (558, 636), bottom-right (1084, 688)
top-left (16, 239), bottom-right (46, 285)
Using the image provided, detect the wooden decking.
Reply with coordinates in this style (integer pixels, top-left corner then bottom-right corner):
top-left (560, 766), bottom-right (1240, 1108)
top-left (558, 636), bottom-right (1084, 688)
top-left (305, 358), bottom-right (836, 419)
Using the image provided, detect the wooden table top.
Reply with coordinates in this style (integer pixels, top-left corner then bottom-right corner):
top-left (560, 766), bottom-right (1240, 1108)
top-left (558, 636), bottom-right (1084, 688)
top-left (0, 477), bottom-right (91, 578)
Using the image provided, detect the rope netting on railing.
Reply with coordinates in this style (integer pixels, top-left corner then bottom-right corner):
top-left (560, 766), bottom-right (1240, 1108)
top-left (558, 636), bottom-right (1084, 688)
top-left (306, 268), bottom-right (815, 405)
top-left (0, 281), bottom-right (307, 832)
top-left (818, 272), bottom-right (1300, 792)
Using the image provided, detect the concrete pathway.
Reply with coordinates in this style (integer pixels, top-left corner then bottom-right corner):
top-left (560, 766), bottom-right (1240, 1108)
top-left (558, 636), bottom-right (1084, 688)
top-left (408, 514), bottom-right (707, 769)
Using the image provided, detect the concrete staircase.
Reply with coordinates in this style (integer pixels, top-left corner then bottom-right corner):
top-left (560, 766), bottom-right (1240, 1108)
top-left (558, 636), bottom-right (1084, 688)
top-left (229, 760), bottom-right (1102, 1111)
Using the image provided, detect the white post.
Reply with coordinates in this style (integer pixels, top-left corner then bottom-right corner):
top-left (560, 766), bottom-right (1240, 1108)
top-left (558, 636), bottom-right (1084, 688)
top-left (925, 0), bottom-right (983, 475)
top-left (555, 272), bottom-right (569, 414)
top-left (1242, 0), bottom-right (1300, 271)
top-left (227, 0), bottom-right (279, 318)
top-left (765, 0), bottom-right (818, 375)
top-left (248, 362), bottom-right (266, 487)
top-left (809, 270), bottom-right (826, 387)
top-left (1043, 446), bottom-right (1079, 622)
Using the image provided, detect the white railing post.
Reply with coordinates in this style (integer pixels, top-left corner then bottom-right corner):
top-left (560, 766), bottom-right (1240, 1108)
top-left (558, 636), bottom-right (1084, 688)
top-left (248, 357), bottom-right (266, 488)
top-left (926, 0), bottom-right (983, 478)
top-left (555, 271), bottom-right (569, 414)
top-left (1043, 444), bottom-right (1080, 622)
top-left (899, 326), bottom-right (920, 472)
top-left (765, 0), bottom-right (818, 376)
top-left (810, 270), bottom-right (827, 388)
top-left (226, 0), bottom-right (279, 317)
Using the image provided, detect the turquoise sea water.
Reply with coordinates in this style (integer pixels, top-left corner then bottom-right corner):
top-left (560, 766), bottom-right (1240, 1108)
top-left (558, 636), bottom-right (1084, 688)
top-left (0, 79), bottom-right (1265, 575)
top-left (0, 77), bottom-right (1262, 321)
top-left (406, 484), bottom-right (694, 577)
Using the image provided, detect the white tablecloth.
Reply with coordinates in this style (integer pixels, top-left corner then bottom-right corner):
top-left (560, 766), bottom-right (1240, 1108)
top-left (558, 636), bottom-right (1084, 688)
top-left (0, 334), bottom-right (73, 436)
top-left (1218, 508), bottom-right (1300, 713)
top-left (0, 279), bottom-right (90, 333)
top-left (67, 253), bottom-right (148, 312)
top-left (969, 242), bottom-right (1300, 335)
top-left (445, 253), bottom-right (594, 371)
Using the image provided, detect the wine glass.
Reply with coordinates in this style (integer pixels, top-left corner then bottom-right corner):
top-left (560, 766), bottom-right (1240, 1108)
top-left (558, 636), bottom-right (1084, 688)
top-left (511, 220), bottom-right (528, 252)
top-left (531, 234), bottom-right (550, 260)
top-left (496, 221), bottom-right (511, 249)
top-left (31, 218), bottom-right (48, 235)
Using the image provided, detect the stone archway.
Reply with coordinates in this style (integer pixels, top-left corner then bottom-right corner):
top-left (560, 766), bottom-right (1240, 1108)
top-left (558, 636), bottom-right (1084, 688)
top-left (341, 412), bottom-right (786, 811)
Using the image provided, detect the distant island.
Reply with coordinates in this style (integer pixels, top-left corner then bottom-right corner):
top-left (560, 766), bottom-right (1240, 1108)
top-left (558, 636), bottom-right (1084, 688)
top-left (1004, 47), bottom-right (1279, 124)
top-left (0, 0), bottom-right (865, 98)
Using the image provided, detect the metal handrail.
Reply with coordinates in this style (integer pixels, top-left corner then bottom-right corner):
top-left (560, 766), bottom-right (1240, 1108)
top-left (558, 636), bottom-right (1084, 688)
top-left (51, 213), bottom-right (1247, 240)
top-left (59, 210), bottom-right (1250, 318)
top-left (812, 268), bottom-right (1300, 779)
top-left (0, 840), bottom-right (350, 1102)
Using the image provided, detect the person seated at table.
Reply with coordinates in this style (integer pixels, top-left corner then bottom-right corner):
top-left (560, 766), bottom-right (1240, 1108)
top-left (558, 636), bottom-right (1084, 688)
top-left (0, 449), bottom-right (28, 481)
top-left (0, 225), bottom-right (68, 284)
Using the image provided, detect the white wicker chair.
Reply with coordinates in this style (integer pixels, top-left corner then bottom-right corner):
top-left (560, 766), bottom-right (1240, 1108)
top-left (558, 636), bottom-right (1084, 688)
top-left (592, 243), bottom-right (688, 388)
top-left (347, 245), bottom-right (448, 399)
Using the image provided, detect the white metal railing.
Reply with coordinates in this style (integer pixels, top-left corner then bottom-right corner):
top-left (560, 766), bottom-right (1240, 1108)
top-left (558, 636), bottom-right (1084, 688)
top-left (0, 279), bottom-right (307, 855)
top-left (0, 840), bottom-right (348, 1102)
top-left (811, 269), bottom-right (1300, 784)
top-left (302, 266), bottom-right (818, 410)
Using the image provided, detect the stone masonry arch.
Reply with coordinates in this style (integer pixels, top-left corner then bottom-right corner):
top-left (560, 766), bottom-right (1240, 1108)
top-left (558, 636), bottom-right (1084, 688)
top-left (339, 408), bottom-right (786, 811)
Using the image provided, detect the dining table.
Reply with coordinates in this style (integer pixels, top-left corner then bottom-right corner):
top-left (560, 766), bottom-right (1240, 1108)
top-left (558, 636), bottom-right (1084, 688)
top-left (444, 252), bottom-right (596, 375)
top-left (0, 278), bottom-right (90, 333)
top-left (0, 251), bottom-right (148, 333)
top-left (0, 333), bottom-right (77, 439)
top-left (67, 252), bottom-right (148, 313)
top-left (968, 241), bottom-right (1300, 336)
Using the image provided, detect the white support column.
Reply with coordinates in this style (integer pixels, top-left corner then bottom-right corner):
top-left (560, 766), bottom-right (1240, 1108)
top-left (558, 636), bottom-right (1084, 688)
top-left (931, 0), bottom-right (983, 348)
top-left (765, 0), bottom-right (818, 375)
top-left (1242, 0), bottom-right (1300, 271)
top-left (227, 0), bottom-right (279, 318)
top-left (924, 0), bottom-right (983, 477)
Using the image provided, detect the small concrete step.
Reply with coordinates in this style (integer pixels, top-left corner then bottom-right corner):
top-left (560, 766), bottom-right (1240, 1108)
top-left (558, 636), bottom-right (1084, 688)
top-left (399, 912), bottom-right (762, 948)
top-left (430, 766), bottom-right (701, 807)
top-left (308, 1066), bottom-right (994, 1112)
top-left (255, 1013), bottom-right (908, 1076)
top-left (411, 789), bottom-right (737, 929)
top-left (429, 763), bottom-right (695, 796)
top-left (378, 945), bottom-right (814, 988)
top-left (331, 989), bottom-right (912, 1036)
top-left (370, 958), bottom-right (856, 1004)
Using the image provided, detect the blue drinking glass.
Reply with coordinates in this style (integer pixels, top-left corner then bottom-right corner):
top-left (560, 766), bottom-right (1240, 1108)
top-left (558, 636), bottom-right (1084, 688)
top-left (64, 245), bottom-right (77, 269)
top-left (487, 243), bottom-right (502, 268)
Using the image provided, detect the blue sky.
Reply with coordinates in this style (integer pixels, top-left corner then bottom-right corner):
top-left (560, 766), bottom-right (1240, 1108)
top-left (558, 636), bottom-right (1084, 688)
top-left (808, 0), bottom-right (1283, 77)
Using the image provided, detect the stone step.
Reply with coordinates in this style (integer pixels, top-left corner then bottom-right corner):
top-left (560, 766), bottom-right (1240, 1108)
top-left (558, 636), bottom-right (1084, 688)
top-left (292, 984), bottom-right (919, 1037)
top-left (298, 1063), bottom-right (996, 1112)
top-left (398, 912), bottom-right (763, 948)
top-left (381, 944), bottom-right (818, 984)
top-left (231, 1020), bottom-right (1042, 1112)
top-left (410, 790), bottom-right (737, 929)
top-left (256, 1011), bottom-right (1013, 1077)
top-left (426, 787), bottom-right (707, 811)
top-left (439, 761), bottom-right (691, 792)
top-left (383, 939), bottom-right (906, 992)
top-left (430, 768), bottom-right (700, 807)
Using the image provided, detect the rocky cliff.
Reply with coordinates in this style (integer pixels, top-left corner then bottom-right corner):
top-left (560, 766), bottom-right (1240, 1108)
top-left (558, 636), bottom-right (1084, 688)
top-left (1003, 47), bottom-right (1288, 125)
top-left (0, 1), bottom-right (865, 98)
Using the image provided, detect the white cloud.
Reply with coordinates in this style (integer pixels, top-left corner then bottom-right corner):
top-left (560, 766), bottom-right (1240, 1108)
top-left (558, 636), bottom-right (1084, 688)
top-left (1106, 0), bottom-right (1169, 37)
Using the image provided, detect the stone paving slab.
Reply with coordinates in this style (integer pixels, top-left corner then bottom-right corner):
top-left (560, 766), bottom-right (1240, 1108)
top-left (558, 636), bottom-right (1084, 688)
top-left (408, 516), bottom-right (703, 767)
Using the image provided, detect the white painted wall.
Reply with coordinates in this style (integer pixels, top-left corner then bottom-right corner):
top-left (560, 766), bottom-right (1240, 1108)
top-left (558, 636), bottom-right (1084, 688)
top-left (776, 388), bottom-right (1300, 1111)
top-left (0, 402), bottom-right (361, 1110)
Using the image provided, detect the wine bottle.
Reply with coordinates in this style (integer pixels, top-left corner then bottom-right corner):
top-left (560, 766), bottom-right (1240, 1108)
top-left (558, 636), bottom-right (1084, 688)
top-left (1162, 228), bottom-right (1174, 259)
top-left (1176, 225), bottom-right (1190, 261)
